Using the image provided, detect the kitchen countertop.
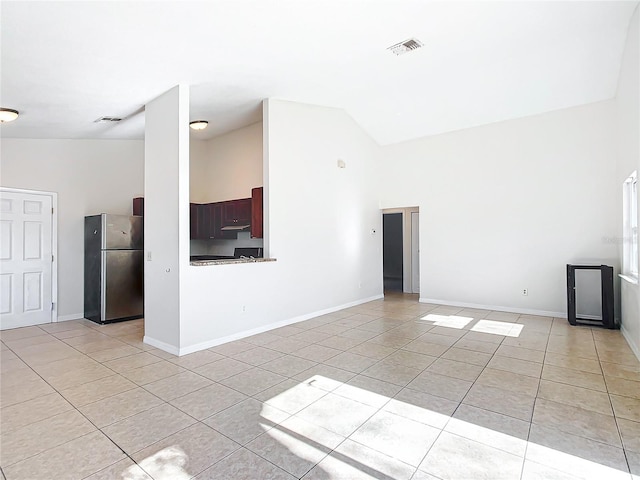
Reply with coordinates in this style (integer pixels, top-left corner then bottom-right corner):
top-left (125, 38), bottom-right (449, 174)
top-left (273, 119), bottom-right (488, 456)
top-left (190, 257), bottom-right (276, 266)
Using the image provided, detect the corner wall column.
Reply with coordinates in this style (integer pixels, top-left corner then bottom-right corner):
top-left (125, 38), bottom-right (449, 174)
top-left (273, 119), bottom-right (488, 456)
top-left (143, 85), bottom-right (190, 353)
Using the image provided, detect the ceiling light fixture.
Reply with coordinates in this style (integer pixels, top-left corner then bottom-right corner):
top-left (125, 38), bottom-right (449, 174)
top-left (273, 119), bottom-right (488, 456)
top-left (387, 38), bottom-right (423, 56)
top-left (189, 120), bottom-right (208, 131)
top-left (0, 108), bottom-right (19, 122)
top-left (94, 116), bottom-right (122, 123)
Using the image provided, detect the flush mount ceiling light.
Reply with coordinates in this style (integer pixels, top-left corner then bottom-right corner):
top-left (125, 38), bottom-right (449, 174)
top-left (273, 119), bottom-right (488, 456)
top-left (0, 108), bottom-right (19, 122)
top-left (387, 38), bottom-right (423, 56)
top-left (94, 116), bottom-right (122, 123)
top-left (189, 120), bottom-right (208, 131)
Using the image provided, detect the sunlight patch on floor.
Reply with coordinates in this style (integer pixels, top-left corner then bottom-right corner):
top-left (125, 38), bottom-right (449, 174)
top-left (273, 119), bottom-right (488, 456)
top-left (258, 376), bottom-right (631, 480)
top-left (134, 446), bottom-right (190, 479)
top-left (471, 319), bottom-right (523, 337)
top-left (419, 314), bottom-right (474, 329)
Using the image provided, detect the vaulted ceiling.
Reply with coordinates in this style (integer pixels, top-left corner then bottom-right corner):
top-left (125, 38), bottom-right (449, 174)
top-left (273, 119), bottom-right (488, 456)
top-left (1, 1), bottom-right (637, 144)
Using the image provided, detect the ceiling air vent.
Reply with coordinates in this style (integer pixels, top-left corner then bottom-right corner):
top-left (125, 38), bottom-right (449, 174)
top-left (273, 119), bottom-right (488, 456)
top-left (387, 38), bottom-right (423, 56)
top-left (94, 116), bottom-right (122, 123)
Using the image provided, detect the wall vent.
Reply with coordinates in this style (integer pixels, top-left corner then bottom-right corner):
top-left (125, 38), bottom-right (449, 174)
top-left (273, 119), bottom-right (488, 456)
top-left (94, 116), bottom-right (122, 123)
top-left (387, 38), bottom-right (423, 56)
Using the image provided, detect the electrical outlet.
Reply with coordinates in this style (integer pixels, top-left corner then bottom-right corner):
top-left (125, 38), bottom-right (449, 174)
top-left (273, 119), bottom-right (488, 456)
top-left (241, 305), bottom-right (246, 313)
top-left (147, 251), bottom-right (152, 261)
top-left (522, 289), bottom-right (528, 296)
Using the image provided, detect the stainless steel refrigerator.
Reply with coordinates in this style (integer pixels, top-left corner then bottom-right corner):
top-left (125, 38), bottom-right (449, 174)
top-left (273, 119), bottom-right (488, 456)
top-left (84, 214), bottom-right (144, 324)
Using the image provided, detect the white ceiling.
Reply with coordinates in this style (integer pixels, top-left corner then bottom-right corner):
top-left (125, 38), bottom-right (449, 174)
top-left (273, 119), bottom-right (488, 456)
top-left (1, 1), bottom-right (637, 145)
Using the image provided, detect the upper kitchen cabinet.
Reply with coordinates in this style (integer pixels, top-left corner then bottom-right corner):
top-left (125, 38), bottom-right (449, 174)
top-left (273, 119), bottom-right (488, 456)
top-left (190, 202), bottom-right (238, 240)
top-left (251, 187), bottom-right (263, 238)
top-left (208, 202), bottom-right (236, 239)
top-left (133, 197), bottom-right (144, 216)
top-left (222, 198), bottom-right (251, 227)
top-left (190, 203), bottom-right (206, 239)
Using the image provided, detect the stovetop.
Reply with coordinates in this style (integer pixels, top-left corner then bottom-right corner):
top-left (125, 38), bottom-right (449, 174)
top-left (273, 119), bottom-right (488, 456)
top-left (190, 247), bottom-right (263, 262)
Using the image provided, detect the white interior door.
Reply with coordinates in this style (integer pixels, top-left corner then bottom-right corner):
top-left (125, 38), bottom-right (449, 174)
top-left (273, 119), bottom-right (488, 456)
top-left (411, 212), bottom-right (420, 294)
top-left (0, 190), bottom-right (53, 329)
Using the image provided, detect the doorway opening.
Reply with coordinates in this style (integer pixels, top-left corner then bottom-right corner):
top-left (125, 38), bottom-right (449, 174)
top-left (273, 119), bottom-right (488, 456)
top-left (382, 207), bottom-right (419, 295)
top-left (383, 213), bottom-right (403, 292)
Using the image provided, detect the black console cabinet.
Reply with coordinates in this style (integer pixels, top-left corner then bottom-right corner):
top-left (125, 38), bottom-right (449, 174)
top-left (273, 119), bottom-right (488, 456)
top-left (566, 264), bottom-right (617, 329)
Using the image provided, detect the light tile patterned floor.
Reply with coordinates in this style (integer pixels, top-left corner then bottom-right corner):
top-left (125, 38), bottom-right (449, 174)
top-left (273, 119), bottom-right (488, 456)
top-left (1, 294), bottom-right (639, 479)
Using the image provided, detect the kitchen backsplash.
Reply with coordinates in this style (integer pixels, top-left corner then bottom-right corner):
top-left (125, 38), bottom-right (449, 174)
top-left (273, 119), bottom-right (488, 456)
top-left (190, 231), bottom-right (264, 256)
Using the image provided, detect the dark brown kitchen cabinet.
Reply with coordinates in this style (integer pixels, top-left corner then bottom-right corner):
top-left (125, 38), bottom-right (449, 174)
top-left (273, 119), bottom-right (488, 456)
top-left (222, 198), bottom-right (251, 226)
top-left (190, 203), bottom-right (208, 240)
top-left (133, 197), bottom-right (144, 216)
top-left (207, 203), bottom-right (236, 239)
top-left (190, 203), bottom-right (198, 239)
top-left (190, 194), bottom-right (258, 240)
top-left (236, 198), bottom-right (252, 224)
top-left (251, 187), bottom-right (263, 238)
top-left (204, 203), bottom-right (217, 239)
top-left (191, 202), bottom-right (240, 240)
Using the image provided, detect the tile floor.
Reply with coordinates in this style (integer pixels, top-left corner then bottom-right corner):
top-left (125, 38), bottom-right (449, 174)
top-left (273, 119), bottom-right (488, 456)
top-left (1, 294), bottom-right (639, 479)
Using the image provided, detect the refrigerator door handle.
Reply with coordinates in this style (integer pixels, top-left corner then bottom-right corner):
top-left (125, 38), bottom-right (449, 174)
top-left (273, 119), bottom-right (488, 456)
top-left (100, 251), bottom-right (107, 322)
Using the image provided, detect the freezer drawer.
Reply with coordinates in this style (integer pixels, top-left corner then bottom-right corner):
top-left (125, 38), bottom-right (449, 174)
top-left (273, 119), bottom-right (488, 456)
top-left (101, 250), bottom-right (144, 321)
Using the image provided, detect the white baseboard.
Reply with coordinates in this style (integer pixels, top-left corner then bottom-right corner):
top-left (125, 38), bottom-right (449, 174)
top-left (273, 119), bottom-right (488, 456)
top-left (143, 336), bottom-right (180, 356)
top-left (419, 298), bottom-right (565, 319)
top-left (177, 294), bottom-right (384, 356)
top-left (621, 325), bottom-right (640, 362)
top-left (57, 313), bottom-right (85, 322)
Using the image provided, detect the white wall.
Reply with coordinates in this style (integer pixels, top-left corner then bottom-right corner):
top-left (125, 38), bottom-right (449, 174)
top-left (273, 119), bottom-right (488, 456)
top-left (616, 5), bottom-right (640, 358)
top-left (179, 100), bottom-right (383, 353)
top-left (380, 101), bottom-right (619, 317)
top-left (190, 122), bottom-right (263, 203)
top-left (143, 85), bottom-right (190, 354)
top-left (0, 139), bottom-right (144, 319)
top-left (189, 137), bottom-right (209, 203)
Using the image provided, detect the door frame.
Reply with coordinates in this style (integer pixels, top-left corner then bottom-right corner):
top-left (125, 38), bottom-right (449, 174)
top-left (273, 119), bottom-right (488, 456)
top-left (410, 211), bottom-right (420, 294)
top-left (1, 187), bottom-right (58, 323)
top-left (382, 206), bottom-right (419, 294)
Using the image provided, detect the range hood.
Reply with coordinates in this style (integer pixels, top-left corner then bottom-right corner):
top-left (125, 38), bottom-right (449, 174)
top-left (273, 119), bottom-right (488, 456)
top-left (220, 224), bottom-right (250, 231)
